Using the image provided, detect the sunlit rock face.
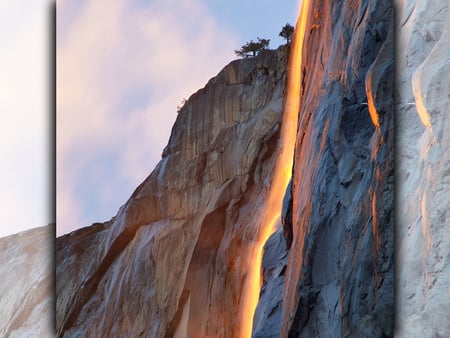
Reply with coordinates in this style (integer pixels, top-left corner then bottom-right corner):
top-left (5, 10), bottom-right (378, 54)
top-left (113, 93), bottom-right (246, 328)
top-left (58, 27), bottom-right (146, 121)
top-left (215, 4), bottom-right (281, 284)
top-left (395, 0), bottom-right (450, 336)
top-left (254, 0), bottom-right (394, 337)
top-left (56, 47), bottom-right (288, 337)
top-left (0, 225), bottom-right (54, 337)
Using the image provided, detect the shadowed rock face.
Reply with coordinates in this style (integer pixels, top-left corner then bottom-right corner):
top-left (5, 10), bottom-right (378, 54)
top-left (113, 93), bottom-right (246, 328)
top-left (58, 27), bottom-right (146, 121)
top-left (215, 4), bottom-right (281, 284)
top-left (255, 0), bottom-right (394, 337)
top-left (252, 228), bottom-right (288, 338)
top-left (285, 0), bottom-right (395, 334)
top-left (56, 47), bottom-right (289, 337)
top-left (0, 225), bottom-right (54, 338)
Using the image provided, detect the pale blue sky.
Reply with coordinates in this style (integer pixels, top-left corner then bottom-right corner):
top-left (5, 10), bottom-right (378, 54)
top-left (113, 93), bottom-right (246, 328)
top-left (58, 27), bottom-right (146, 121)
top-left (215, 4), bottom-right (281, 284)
top-left (57, 0), bottom-right (298, 236)
top-left (203, 1), bottom-right (299, 47)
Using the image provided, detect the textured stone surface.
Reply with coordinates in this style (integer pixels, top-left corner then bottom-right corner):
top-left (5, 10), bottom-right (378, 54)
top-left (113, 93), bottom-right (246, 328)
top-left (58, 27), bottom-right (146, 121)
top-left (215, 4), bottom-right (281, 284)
top-left (2, 1), bottom-right (448, 336)
top-left (56, 47), bottom-right (288, 337)
top-left (395, 0), bottom-right (450, 336)
top-left (56, 1), bottom-right (399, 337)
top-left (262, 0), bottom-right (395, 336)
top-left (0, 225), bottom-right (54, 337)
top-left (252, 227), bottom-right (288, 338)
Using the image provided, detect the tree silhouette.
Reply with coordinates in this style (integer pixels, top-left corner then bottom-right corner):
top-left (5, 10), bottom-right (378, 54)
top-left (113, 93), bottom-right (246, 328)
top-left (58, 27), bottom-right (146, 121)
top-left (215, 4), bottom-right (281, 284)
top-left (235, 37), bottom-right (271, 58)
top-left (279, 23), bottom-right (294, 43)
top-left (258, 38), bottom-right (270, 49)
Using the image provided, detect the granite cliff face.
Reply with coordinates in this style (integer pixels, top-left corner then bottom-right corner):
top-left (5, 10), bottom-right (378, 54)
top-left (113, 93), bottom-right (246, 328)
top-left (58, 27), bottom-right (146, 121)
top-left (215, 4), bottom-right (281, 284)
top-left (254, 0), bottom-right (394, 337)
top-left (0, 225), bottom-right (54, 337)
top-left (56, 0), bottom-right (397, 337)
top-left (1, 0), bottom-right (448, 336)
top-left (57, 48), bottom-right (289, 337)
top-left (395, 0), bottom-right (450, 336)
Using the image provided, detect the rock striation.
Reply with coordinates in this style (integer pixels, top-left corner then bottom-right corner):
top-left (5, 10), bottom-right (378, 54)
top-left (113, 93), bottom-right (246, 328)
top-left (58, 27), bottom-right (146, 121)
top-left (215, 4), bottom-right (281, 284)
top-left (0, 225), bottom-right (54, 337)
top-left (57, 47), bottom-right (289, 337)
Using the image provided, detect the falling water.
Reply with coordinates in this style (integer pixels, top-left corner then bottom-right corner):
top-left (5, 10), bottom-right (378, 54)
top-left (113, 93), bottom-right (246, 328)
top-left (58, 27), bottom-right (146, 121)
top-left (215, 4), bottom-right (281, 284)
top-left (240, 1), bottom-right (311, 336)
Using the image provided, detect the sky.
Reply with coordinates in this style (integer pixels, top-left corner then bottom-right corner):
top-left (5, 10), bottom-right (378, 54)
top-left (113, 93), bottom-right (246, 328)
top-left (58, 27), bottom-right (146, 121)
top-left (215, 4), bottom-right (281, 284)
top-left (0, 0), bottom-right (52, 238)
top-left (0, 0), bottom-right (298, 238)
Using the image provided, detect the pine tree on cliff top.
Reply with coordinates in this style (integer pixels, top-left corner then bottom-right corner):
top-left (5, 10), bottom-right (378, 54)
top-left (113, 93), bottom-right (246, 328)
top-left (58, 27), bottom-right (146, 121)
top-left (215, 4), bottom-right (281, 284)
top-left (235, 37), bottom-right (270, 58)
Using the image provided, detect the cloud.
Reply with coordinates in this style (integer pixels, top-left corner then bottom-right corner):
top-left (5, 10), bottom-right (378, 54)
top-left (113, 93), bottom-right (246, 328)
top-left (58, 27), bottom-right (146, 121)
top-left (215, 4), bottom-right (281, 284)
top-left (57, 0), bottom-right (237, 235)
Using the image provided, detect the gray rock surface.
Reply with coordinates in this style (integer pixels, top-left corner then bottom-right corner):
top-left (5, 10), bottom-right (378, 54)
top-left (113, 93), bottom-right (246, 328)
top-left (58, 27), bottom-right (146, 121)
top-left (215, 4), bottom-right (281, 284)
top-left (395, 0), bottom-right (450, 336)
top-left (266, 0), bottom-right (395, 337)
top-left (0, 225), bottom-right (54, 337)
top-left (252, 227), bottom-right (288, 338)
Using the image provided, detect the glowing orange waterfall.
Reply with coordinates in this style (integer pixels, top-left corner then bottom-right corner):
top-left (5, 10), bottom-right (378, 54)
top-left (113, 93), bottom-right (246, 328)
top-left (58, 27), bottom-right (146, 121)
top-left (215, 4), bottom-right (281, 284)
top-left (240, 1), bottom-right (311, 336)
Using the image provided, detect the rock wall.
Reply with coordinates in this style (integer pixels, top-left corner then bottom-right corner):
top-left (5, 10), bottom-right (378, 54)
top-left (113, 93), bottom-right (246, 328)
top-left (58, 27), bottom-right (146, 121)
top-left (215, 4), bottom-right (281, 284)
top-left (56, 47), bottom-right (289, 337)
top-left (2, 1), bottom-right (448, 337)
top-left (395, 0), bottom-right (450, 336)
top-left (0, 225), bottom-right (54, 337)
top-left (254, 0), bottom-right (395, 336)
top-left (56, 0), bottom-right (401, 336)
